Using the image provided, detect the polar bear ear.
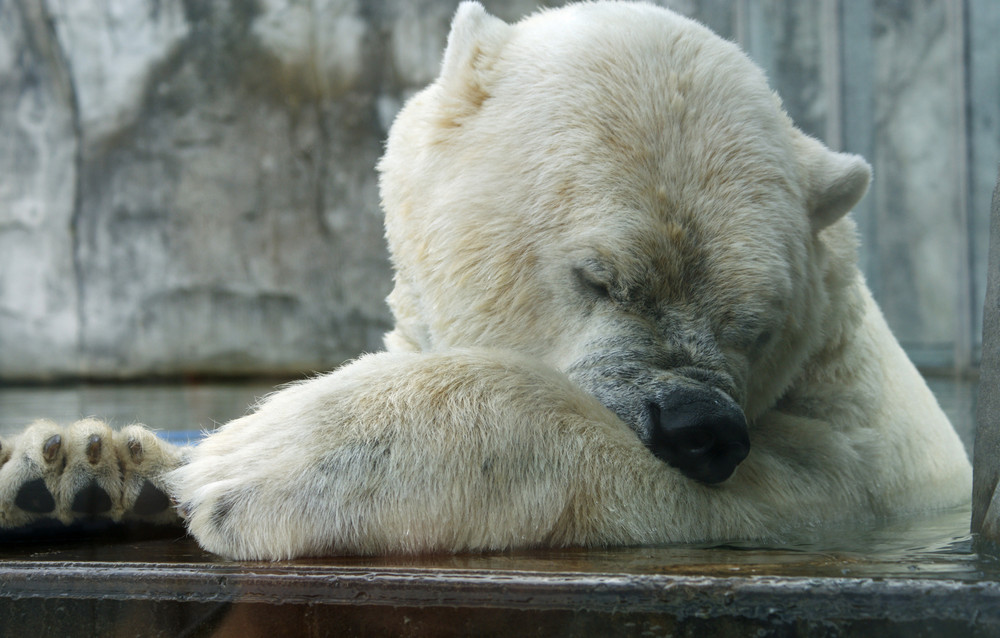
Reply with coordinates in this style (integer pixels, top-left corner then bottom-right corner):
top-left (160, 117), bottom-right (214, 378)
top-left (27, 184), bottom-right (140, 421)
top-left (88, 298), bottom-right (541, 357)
top-left (438, 2), bottom-right (511, 105)
top-left (798, 134), bottom-right (873, 232)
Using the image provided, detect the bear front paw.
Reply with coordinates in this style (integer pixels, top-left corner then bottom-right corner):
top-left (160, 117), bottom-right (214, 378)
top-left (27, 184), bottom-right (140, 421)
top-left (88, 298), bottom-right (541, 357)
top-left (0, 419), bottom-right (187, 531)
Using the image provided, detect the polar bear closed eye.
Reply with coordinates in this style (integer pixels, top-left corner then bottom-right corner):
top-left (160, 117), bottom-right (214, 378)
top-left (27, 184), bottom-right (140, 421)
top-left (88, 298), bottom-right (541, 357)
top-left (1, 2), bottom-right (970, 560)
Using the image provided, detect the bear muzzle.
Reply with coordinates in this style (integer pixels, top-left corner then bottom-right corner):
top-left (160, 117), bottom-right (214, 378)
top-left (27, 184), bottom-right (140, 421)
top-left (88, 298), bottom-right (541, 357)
top-left (644, 387), bottom-right (750, 484)
top-left (563, 353), bottom-right (750, 482)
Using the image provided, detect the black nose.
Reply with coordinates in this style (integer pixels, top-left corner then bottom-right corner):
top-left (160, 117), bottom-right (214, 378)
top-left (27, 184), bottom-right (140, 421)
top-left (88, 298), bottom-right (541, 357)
top-left (647, 389), bottom-right (750, 484)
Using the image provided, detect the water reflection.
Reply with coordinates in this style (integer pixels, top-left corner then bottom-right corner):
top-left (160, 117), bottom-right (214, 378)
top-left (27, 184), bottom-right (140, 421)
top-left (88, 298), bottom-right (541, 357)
top-left (0, 381), bottom-right (278, 437)
top-left (689, 505), bottom-right (993, 579)
top-left (925, 375), bottom-right (978, 453)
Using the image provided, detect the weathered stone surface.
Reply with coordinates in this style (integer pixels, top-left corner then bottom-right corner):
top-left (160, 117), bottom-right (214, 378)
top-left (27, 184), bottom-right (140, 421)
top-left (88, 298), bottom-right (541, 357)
top-left (968, 0), bottom-right (1000, 362)
top-left (0, 0), bottom-right (81, 377)
top-left (870, 2), bottom-right (968, 363)
top-left (973, 167), bottom-right (1000, 547)
top-left (1, 0), bottom-right (397, 379)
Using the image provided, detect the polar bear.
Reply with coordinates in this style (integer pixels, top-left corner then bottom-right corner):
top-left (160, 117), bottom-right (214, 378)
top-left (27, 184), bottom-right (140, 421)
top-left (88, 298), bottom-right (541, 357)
top-left (0, 2), bottom-right (971, 559)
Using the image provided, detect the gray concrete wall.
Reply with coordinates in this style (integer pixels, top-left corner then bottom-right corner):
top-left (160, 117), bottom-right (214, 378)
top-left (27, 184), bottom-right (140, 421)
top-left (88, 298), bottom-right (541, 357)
top-left (973, 168), bottom-right (1000, 544)
top-left (1, 0), bottom-right (997, 379)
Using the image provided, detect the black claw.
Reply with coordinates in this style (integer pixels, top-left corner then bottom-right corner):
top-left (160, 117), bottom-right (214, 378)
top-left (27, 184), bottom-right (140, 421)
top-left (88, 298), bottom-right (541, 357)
top-left (132, 480), bottom-right (171, 516)
top-left (42, 434), bottom-right (62, 464)
top-left (127, 438), bottom-right (144, 463)
top-left (86, 434), bottom-right (102, 465)
top-left (15, 478), bottom-right (56, 514)
top-left (70, 480), bottom-right (113, 515)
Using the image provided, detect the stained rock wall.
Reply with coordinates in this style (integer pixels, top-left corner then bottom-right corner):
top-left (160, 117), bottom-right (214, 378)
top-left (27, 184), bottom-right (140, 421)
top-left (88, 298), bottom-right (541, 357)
top-left (973, 168), bottom-right (1000, 547)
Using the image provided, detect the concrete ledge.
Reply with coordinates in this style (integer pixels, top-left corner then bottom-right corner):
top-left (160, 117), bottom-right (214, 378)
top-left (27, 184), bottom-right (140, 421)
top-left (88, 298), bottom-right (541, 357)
top-left (1, 537), bottom-right (998, 637)
top-left (2, 560), bottom-right (999, 616)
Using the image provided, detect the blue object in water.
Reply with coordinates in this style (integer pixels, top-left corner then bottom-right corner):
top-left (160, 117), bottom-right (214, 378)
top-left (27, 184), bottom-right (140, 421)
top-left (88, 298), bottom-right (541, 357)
top-left (154, 430), bottom-right (206, 446)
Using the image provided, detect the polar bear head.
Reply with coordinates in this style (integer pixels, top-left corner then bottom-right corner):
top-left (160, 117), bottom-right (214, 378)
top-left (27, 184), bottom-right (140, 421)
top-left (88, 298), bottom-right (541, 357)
top-left (379, 2), bottom-right (871, 483)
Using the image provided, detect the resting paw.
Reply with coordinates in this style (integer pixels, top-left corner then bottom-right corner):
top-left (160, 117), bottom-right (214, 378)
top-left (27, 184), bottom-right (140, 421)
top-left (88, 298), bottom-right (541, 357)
top-left (0, 419), bottom-right (188, 530)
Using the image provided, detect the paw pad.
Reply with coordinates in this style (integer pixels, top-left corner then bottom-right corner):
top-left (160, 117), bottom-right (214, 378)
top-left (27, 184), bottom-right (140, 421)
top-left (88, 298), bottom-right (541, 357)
top-left (14, 478), bottom-right (56, 514)
top-left (70, 480), bottom-right (113, 516)
top-left (132, 480), bottom-right (171, 516)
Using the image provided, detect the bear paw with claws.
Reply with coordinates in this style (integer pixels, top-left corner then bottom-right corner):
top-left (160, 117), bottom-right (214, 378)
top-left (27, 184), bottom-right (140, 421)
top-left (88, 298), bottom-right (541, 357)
top-left (0, 419), bottom-right (187, 530)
